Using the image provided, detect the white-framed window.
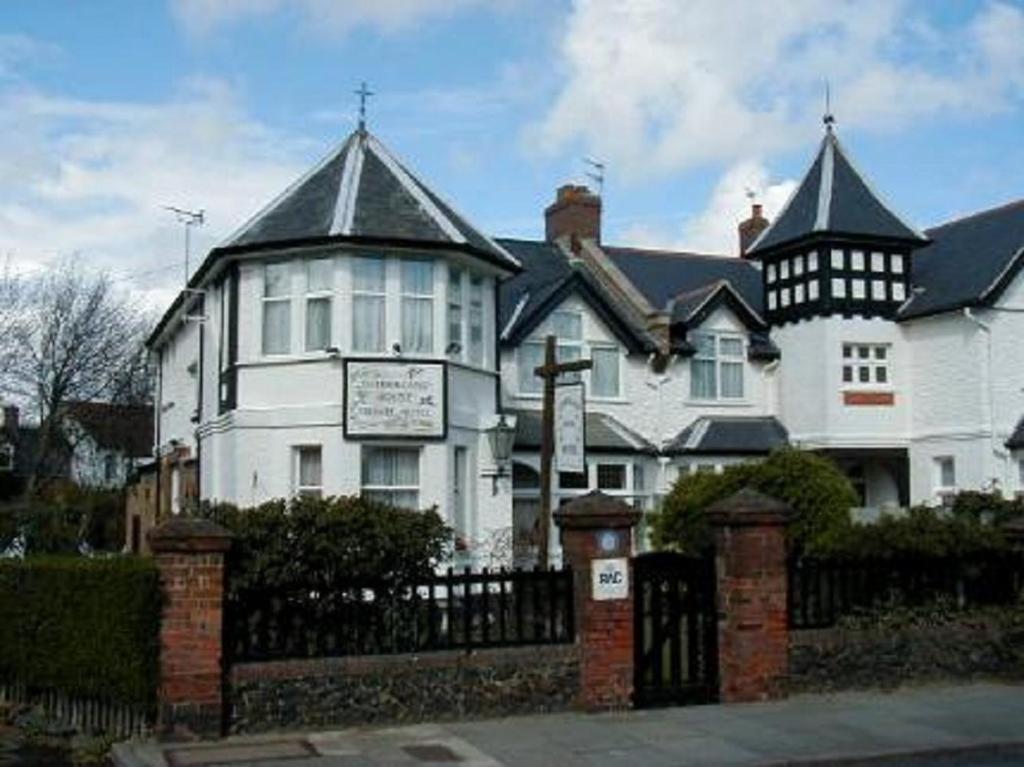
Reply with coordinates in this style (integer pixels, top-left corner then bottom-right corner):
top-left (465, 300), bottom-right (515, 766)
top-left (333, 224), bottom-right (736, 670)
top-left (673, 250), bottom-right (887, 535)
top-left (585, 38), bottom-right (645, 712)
top-left (807, 251), bottom-right (819, 272)
top-left (401, 259), bottom-right (434, 354)
top-left (768, 291), bottom-right (778, 310)
top-left (934, 456), bottom-right (956, 505)
top-left (781, 287), bottom-right (791, 307)
top-left (361, 446), bottom-right (420, 509)
top-left (832, 278), bottom-right (847, 298)
top-left (892, 254), bottom-right (904, 274)
top-left (352, 257), bottom-right (386, 352)
top-left (780, 259), bottom-right (790, 279)
top-left (468, 275), bottom-right (484, 366)
top-left (0, 444), bottom-right (12, 472)
top-left (294, 445), bottom-right (323, 498)
top-left (842, 343), bottom-right (890, 385)
top-left (447, 266), bottom-right (464, 356)
top-left (892, 282), bottom-right (906, 302)
top-left (871, 280), bottom-right (886, 301)
top-left (767, 263), bottom-right (777, 283)
top-left (831, 248), bottom-right (844, 269)
top-left (794, 283), bottom-right (805, 303)
top-left (852, 279), bottom-right (866, 300)
top-left (871, 252), bottom-right (885, 272)
top-left (808, 280), bottom-right (820, 300)
top-left (691, 332), bottom-right (744, 400)
top-left (596, 463), bottom-right (627, 490)
top-left (793, 254), bottom-right (804, 276)
top-left (305, 258), bottom-right (333, 352)
top-left (518, 310), bottom-right (583, 394)
top-left (262, 262), bottom-right (291, 355)
top-left (851, 250), bottom-right (865, 271)
top-left (591, 346), bottom-right (621, 398)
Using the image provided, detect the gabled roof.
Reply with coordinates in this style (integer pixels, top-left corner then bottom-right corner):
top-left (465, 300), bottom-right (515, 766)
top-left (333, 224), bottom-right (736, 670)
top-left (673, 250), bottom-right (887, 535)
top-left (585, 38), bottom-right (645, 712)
top-left (603, 247), bottom-right (764, 313)
top-left (665, 416), bottom-right (789, 456)
top-left (512, 409), bottom-right (657, 454)
top-left (668, 279), bottom-right (766, 330)
top-left (899, 199), bottom-right (1024, 320)
top-left (496, 239), bottom-right (658, 353)
top-left (215, 128), bottom-right (519, 272)
top-left (747, 130), bottom-right (927, 256)
top-left (61, 402), bottom-right (153, 459)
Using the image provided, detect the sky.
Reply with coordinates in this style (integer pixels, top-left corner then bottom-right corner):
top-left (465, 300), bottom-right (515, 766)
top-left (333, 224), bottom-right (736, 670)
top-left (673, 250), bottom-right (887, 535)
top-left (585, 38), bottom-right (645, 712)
top-left (0, 0), bottom-right (1022, 311)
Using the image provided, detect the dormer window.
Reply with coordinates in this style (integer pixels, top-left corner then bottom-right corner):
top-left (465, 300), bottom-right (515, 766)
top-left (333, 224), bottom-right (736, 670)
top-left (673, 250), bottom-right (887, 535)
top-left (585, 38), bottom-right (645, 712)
top-left (690, 332), bottom-right (744, 401)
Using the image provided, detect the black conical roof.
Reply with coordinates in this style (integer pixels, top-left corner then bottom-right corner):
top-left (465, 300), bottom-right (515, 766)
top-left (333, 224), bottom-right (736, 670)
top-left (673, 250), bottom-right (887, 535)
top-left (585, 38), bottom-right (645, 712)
top-left (747, 131), bottom-right (927, 256)
top-left (215, 129), bottom-right (519, 270)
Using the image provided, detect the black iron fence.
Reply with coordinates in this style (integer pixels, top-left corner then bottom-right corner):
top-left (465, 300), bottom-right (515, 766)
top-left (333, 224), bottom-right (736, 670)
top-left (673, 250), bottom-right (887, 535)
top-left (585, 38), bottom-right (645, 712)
top-left (789, 553), bottom-right (1024, 629)
top-left (226, 566), bottom-right (575, 663)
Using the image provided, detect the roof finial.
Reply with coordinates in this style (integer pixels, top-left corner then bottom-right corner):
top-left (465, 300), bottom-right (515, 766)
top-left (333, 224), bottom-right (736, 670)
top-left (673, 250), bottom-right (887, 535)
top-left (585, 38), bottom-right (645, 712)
top-left (823, 79), bottom-right (836, 133)
top-left (355, 81), bottom-right (374, 133)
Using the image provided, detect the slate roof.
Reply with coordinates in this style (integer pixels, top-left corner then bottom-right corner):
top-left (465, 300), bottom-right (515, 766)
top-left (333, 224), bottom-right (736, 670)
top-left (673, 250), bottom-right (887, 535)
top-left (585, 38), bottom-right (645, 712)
top-left (668, 279), bottom-right (765, 329)
top-left (216, 129), bottom-right (519, 272)
top-left (604, 247), bottom-right (764, 313)
top-left (747, 131), bottom-right (927, 256)
top-left (512, 409), bottom-right (657, 454)
top-left (62, 402), bottom-right (153, 459)
top-left (665, 416), bottom-right (789, 456)
top-left (899, 199), bottom-right (1024, 320)
top-left (496, 238), bottom-right (659, 353)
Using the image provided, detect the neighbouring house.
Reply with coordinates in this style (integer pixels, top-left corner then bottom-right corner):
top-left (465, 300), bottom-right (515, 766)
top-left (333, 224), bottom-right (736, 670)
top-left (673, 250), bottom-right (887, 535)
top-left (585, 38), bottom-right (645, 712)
top-left (0, 405), bottom-right (38, 500)
top-left (147, 118), bottom-right (1024, 563)
top-left (58, 402), bottom-right (154, 489)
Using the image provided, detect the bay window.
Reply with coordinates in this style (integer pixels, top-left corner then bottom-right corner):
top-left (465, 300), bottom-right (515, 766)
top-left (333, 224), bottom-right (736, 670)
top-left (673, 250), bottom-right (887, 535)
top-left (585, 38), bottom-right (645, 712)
top-left (690, 332), bottom-right (744, 400)
top-left (304, 258), bottom-right (332, 351)
top-left (401, 260), bottom-right (434, 354)
top-left (361, 447), bottom-right (420, 509)
top-left (468, 276), bottom-right (484, 365)
top-left (262, 262), bottom-right (291, 355)
top-left (352, 257), bottom-right (385, 352)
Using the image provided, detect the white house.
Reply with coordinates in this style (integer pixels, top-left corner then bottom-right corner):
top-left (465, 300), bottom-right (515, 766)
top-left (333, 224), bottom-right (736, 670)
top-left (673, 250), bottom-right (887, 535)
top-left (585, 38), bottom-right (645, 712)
top-left (148, 120), bottom-right (1024, 563)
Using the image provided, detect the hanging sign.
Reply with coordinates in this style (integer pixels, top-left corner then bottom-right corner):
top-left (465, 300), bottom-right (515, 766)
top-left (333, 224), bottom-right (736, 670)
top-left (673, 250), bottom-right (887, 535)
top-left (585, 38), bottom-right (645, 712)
top-left (555, 381), bottom-right (585, 474)
top-left (344, 359), bottom-right (447, 439)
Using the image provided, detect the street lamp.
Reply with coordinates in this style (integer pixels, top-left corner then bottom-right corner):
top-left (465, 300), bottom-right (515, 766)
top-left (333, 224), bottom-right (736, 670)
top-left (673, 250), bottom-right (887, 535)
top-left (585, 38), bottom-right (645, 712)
top-left (486, 414), bottom-right (516, 495)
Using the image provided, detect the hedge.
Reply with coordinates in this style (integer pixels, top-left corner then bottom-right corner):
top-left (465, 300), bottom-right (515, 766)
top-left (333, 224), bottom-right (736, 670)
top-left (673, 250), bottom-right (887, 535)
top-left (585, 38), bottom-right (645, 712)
top-left (0, 556), bottom-right (162, 709)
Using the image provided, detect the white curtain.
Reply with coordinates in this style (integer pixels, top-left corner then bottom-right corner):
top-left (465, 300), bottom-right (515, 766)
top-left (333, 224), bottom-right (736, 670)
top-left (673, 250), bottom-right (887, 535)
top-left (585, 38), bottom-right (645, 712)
top-left (305, 297), bottom-right (331, 351)
top-left (402, 298), bottom-right (433, 353)
top-left (591, 347), bottom-right (619, 397)
top-left (721, 362), bottom-right (744, 398)
top-left (361, 448), bottom-right (419, 509)
top-left (307, 258), bottom-right (333, 292)
top-left (468, 277), bottom-right (484, 365)
top-left (352, 295), bottom-right (384, 352)
top-left (262, 300), bottom-right (290, 355)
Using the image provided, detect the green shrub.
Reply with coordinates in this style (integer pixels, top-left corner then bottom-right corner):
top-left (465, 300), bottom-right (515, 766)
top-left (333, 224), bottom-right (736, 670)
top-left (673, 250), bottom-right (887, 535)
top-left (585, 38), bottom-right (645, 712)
top-left (195, 494), bottom-right (452, 598)
top-left (0, 485), bottom-right (125, 556)
top-left (653, 448), bottom-right (857, 554)
top-left (0, 556), bottom-right (161, 708)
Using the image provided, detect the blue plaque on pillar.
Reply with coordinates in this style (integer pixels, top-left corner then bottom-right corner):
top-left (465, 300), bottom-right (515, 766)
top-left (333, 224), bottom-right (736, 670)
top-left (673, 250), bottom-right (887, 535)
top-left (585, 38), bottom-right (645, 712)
top-left (597, 529), bottom-right (619, 553)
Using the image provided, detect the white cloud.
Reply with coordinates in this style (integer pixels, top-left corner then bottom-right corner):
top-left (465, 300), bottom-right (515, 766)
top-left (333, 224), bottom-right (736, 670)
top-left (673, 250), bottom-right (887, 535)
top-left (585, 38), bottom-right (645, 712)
top-left (0, 75), bottom-right (310, 307)
top-left (619, 161), bottom-right (797, 255)
top-left (533, 0), bottom-right (1024, 180)
top-left (171, 0), bottom-right (494, 37)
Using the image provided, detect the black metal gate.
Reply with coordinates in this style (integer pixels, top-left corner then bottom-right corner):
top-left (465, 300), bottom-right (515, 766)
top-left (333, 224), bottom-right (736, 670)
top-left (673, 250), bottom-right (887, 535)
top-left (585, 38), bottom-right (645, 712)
top-left (633, 551), bottom-right (719, 708)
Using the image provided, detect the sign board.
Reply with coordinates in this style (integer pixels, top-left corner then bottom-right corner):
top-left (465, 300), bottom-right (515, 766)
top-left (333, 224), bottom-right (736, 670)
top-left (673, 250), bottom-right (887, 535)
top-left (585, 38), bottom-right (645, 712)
top-left (344, 359), bottom-right (446, 439)
top-left (591, 557), bottom-right (629, 601)
top-left (555, 382), bottom-right (585, 474)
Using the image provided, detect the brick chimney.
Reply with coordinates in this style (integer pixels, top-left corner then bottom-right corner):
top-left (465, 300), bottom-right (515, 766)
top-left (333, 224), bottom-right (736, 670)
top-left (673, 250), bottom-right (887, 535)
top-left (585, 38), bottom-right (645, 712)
top-left (545, 184), bottom-right (601, 245)
top-left (738, 203), bottom-right (769, 258)
top-left (2, 405), bottom-right (18, 433)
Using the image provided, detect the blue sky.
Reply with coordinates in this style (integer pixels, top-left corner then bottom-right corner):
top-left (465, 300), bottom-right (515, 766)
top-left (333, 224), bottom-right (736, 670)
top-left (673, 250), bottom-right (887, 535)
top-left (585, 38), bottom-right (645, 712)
top-left (0, 1), bottom-right (1022, 307)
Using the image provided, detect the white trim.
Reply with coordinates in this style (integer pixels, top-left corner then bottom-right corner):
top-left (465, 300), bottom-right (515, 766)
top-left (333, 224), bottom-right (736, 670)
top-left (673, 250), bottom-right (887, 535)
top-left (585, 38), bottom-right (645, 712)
top-left (500, 292), bottom-right (530, 341)
top-left (980, 244), bottom-right (1024, 304)
top-left (681, 280), bottom-right (767, 329)
top-left (813, 136), bottom-right (834, 231)
top-left (330, 136), bottom-right (365, 236)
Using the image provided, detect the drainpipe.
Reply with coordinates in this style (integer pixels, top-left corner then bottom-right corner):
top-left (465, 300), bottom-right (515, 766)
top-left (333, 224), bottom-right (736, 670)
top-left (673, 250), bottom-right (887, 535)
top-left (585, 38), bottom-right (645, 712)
top-left (963, 308), bottom-right (1002, 492)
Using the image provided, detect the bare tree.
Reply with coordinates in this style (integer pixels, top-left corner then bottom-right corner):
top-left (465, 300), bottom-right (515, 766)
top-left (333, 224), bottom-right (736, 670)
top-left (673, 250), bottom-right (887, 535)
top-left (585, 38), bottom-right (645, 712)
top-left (5, 258), bottom-right (151, 491)
top-left (0, 260), bottom-right (23, 389)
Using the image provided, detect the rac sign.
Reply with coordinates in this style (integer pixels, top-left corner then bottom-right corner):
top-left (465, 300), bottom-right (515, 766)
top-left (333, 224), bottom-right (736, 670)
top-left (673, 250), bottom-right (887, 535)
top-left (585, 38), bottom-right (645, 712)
top-left (591, 557), bottom-right (629, 601)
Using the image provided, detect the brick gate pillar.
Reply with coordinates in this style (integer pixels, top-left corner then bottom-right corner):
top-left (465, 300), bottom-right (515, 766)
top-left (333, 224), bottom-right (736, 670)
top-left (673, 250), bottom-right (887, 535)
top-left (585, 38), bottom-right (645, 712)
top-left (554, 491), bottom-right (640, 710)
top-left (706, 488), bottom-right (791, 703)
top-left (149, 518), bottom-right (233, 738)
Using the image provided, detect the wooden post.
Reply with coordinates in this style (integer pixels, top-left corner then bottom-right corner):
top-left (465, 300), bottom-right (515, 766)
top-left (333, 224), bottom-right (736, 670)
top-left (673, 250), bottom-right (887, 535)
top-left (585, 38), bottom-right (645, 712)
top-left (534, 334), bottom-right (593, 569)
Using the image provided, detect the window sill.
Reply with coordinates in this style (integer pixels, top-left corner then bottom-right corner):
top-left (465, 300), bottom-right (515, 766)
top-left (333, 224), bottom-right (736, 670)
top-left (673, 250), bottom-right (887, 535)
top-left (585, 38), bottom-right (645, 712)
top-left (684, 399), bottom-right (752, 408)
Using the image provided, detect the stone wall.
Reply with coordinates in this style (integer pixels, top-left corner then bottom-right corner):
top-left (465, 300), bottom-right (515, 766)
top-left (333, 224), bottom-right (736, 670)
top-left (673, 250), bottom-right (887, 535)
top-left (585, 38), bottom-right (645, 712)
top-left (788, 608), bottom-right (1024, 694)
top-left (228, 644), bottom-right (579, 734)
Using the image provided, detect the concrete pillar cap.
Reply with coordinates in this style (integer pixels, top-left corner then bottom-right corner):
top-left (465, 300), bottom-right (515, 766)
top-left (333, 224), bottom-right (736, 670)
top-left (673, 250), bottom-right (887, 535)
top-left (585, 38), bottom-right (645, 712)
top-left (148, 517), bottom-right (233, 553)
top-left (553, 490), bottom-right (640, 530)
top-left (705, 487), bottom-right (791, 527)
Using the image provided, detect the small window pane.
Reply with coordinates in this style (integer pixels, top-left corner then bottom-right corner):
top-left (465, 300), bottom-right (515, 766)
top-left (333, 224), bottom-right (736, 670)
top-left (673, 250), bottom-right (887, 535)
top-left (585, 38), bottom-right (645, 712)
top-left (852, 279), bottom-right (866, 299)
top-left (298, 446), bottom-right (322, 497)
top-left (780, 260), bottom-right (790, 279)
top-left (448, 268), bottom-right (463, 350)
top-left (767, 264), bottom-right (777, 283)
top-left (892, 282), bottom-right (906, 301)
top-left (851, 250), bottom-right (865, 271)
top-left (875, 366), bottom-right (888, 383)
top-left (872, 280), bottom-right (886, 300)
top-left (721, 362), bottom-right (744, 398)
top-left (307, 259), bottom-right (333, 292)
top-left (807, 251), bottom-right (819, 271)
top-left (831, 249), bottom-right (844, 269)
top-left (402, 297), bottom-right (433, 353)
top-left (859, 366), bottom-right (870, 383)
top-left (690, 359), bottom-right (716, 399)
top-left (858, 346), bottom-right (870, 359)
top-left (591, 347), bottom-right (620, 398)
top-left (353, 295), bottom-right (385, 352)
top-left (768, 291), bottom-right (778, 310)
top-left (353, 257), bottom-right (385, 292)
top-left (843, 344), bottom-right (853, 358)
top-left (832, 278), bottom-right (846, 298)
top-left (781, 288), bottom-right (791, 307)
top-left (892, 254), bottom-right (904, 274)
top-left (808, 280), bottom-right (820, 300)
top-left (263, 301), bottom-right (290, 354)
top-left (794, 255), bottom-right (804, 276)
top-left (468, 277), bottom-right (484, 365)
top-left (402, 260), bottom-right (434, 295)
top-left (551, 311), bottom-right (582, 340)
top-left (871, 252), bottom-right (885, 273)
top-left (842, 365), bottom-right (853, 383)
top-left (794, 283), bottom-right (805, 303)
top-left (265, 263), bottom-right (290, 297)
top-left (719, 337), bottom-right (743, 357)
top-left (597, 464), bottom-right (626, 490)
top-left (874, 346), bottom-right (887, 360)
top-left (305, 297), bottom-right (331, 351)
top-left (519, 343), bottom-right (543, 393)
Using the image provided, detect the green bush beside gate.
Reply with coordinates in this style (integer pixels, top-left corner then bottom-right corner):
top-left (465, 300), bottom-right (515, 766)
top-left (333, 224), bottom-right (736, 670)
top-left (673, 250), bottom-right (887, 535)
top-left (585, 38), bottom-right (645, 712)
top-left (0, 556), bottom-right (162, 708)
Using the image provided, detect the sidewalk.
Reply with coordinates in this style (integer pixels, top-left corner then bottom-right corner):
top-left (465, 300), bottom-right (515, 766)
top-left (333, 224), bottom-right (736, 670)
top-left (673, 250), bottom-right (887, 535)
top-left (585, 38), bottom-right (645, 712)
top-left (114, 682), bottom-right (1024, 767)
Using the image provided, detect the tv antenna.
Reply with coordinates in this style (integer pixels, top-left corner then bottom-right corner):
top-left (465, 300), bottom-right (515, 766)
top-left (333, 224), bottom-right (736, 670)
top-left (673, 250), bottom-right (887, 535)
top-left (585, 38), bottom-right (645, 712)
top-left (823, 80), bottom-right (836, 132)
top-left (163, 205), bottom-right (205, 285)
top-left (584, 157), bottom-right (605, 196)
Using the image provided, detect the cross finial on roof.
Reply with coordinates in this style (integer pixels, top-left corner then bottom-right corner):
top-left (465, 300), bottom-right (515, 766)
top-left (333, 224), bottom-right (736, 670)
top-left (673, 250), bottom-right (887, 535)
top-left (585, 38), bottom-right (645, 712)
top-left (355, 81), bottom-right (374, 132)
top-left (823, 80), bottom-right (836, 132)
